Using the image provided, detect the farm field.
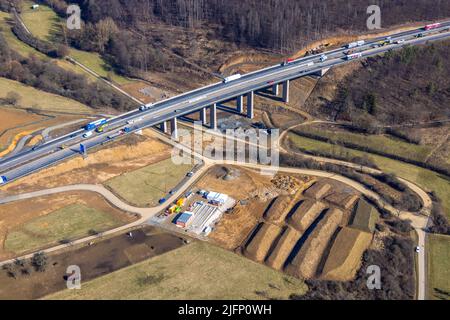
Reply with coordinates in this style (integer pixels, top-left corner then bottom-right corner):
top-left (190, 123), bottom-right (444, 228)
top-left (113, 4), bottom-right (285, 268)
top-left (0, 107), bottom-right (47, 149)
top-left (287, 133), bottom-right (450, 219)
top-left (105, 157), bottom-right (193, 207)
top-left (294, 125), bottom-right (433, 163)
top-left (4, 203), bottom-right (124, 254)
top-left (427, 234), bottom-right (450, 300)
top-left (45, 241), bottom-right (307, 300)
top-left (0, 77), bottom-right (93, 114)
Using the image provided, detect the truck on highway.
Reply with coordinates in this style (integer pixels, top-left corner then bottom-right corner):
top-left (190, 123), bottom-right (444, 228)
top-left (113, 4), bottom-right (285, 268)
top-left (320, 54), bottom-right (328, 62)
top-left (82, 131), bottom-right (93, 138)
top-left (139, 103), bottom-right (153, 112)
top-left (107, 131), bottom-right (122, 139)
top-left (424, 23), bottom-right (441, 30)
top-left (281, 58), bottom-right (295, 66)
top-left (84, 118), bottom-right (107, 131)
top-left (347, 40), bottom-right (365, 49)
top-left (223, 74), bottom-right (241, 83)
top-left (346, 52), bottom-right (363, 60)
top-left (0, 176), bottom-right (7, 185)
top-left (299, 61), bottom-right (314, 68)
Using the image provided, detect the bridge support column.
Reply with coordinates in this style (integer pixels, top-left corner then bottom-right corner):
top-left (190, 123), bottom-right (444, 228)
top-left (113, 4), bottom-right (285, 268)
top-left (272, 84), bottom-right (279, 96)
top-left (237, 95), bottom-right (244, 113)
top-left (200, 108), bottom-right (207, 125)
top-left (246, 91), bottom-right (254, 119)
top-left (170, 117), bottom-right (178, 140)
top-left (160, 121), bottom-right (168, 133)
top-left (210, 103), bottom-right (217, 130)
top-left (282, 80), bottom-right (290, 103)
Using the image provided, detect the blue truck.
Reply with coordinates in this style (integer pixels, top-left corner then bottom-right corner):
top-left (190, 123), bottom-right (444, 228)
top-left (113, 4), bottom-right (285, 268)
top-left (0, 176), bottom-right (8, 185)
top-left (84, 118), bottom-right (107, 131)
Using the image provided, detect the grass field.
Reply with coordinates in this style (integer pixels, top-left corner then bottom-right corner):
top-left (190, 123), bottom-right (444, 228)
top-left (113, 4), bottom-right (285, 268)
top-left (17, 2), bottom-right (130, 85)
top-left (69, 48), bottom-right (131, 85)
top-left (427, 234), bottom-right (450, 300)
top-left (0, 11), bottom-right (46, 58)
top-left (288, 133), bottom-right (450, 218)
top-left (5, 204), bottom-right (122, 254)
top-left (0, 77), bottom-right (92, 114)
top-left (20, 1), bottom-right (60, 42)
top-left (295, 126), bottom-right (433, 163)
top-left (45, 241), bottom-right (307, 300)
top-left (105, 158), bottom-right (193, 207)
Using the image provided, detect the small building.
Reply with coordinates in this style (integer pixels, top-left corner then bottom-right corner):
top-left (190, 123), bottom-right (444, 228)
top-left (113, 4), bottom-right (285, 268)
top-left (206, 191), bottom-right (228, 205)
top-left (173, 212), bottom-right (193, 228)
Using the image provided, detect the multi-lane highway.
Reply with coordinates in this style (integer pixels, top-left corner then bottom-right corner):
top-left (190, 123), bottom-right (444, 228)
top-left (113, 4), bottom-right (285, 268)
top-left (1, 21), bottom-right (450, 184)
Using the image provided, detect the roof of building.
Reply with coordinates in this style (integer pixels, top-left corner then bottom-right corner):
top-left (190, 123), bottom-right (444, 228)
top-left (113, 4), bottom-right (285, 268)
top-left (206, 191), bottom-right (228, 203)
top-left (175, 212), bottom-right (192, 224)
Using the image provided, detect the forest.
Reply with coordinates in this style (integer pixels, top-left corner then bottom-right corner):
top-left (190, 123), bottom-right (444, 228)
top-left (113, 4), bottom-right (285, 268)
top-left (31, 0), bottom-right (450, 75)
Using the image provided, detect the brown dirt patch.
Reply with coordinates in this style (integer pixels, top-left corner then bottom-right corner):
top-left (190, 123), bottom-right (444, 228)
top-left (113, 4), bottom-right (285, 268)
top-left (0, 226), bottom-right (188, 299)
top-left (265, 227), bottom-right (302, 270)
top-left (321, 227), bottom-right (373, 281)
top-left (304, 181), bottom-right (332, 200)
top-left (243, 223), bottom-right (283, 262)
top-left (285, 208), bottom-right (343, 279)
top-left (287, 200), bottom-right (327, 232)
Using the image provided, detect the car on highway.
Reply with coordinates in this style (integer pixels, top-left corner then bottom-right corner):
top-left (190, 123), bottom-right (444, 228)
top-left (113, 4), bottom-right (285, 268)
top-left (415, 246), bottom-right (421, 253)
top-left (395, 39), bottom-right (405, 44)
top-left (186, 171), bottom-right (194, 177)
top-left (0, 176), bottom-right (7, 185)
top-left (139, 104), bottom-right (153, 111)
top-left (83, 131), bottom-right (93, 138)
top-left (320, 54), bottom-right (328, 62)
top-left (267, 80), bottom-right (275, 85)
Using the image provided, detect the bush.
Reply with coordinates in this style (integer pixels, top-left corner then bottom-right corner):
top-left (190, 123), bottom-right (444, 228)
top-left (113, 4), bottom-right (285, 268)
top-left (429, 202), bottom-right (450, 235)
top-left (4, 91), bottom-right (21, 105)
top-left (31, 252), bottom-right (48, 272)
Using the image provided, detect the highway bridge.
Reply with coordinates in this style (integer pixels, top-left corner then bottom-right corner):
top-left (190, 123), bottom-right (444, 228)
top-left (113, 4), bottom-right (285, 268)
top-left (1, 22), bottom-right (450, 185)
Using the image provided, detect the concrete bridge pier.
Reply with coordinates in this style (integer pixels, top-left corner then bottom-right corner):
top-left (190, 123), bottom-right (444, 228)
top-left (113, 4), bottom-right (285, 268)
top-left (160, 121), bottom-right (168, 133)
top-left (170, 117), bottom-right (178, 140)
top-left (237, 95), bottom-right (244, 113)
top-left (272, 84), bottom-right (279, 96)
top-left (246, 91), bottom-right (254, 119)
top-left (200, 108), bottom-right (207, 125)
top-left (282, 80), bottom-right (290, 103)
top-left (210, 103), bottom-right (217, 130)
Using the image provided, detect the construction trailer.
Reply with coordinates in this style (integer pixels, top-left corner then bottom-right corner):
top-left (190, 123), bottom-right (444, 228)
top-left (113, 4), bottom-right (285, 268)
top-left (174, 212), bottom-right (193, 228)
top-left (206, 191), bottom-right (228, 206)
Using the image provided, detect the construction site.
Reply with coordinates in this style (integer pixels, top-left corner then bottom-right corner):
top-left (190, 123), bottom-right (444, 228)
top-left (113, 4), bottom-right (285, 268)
top-left (187, 165), bottom-right (379, 281)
